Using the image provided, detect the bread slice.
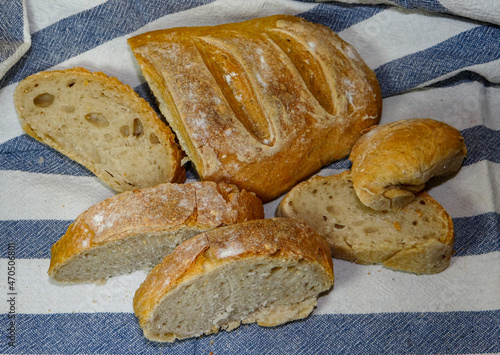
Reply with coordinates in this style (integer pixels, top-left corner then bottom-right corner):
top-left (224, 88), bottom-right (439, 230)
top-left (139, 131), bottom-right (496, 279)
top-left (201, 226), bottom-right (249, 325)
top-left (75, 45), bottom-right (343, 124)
top-left (48, 181), bottom-right (264, 283)
top-left (276, 171), bottom-right (454, 274)
top-left (133, 217), bottom-right (334, 342)
top-left (349, 118), bottom-right (467, 211)
top-left (128, 15), bottom-right (381, 202)
top-left (14, 67), bottom-right (185, 192)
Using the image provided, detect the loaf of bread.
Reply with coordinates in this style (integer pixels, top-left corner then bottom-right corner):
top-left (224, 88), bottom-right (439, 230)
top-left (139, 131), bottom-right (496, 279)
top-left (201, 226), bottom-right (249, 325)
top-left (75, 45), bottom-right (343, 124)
top-left (349, 118), bottom-right (467, 211)
top-left (128, 15), bottom-right (382, 202)
top-left (277, 171), bottom-right (454, 274)
top-left (48, 181), bottom-right (263, 283)
top-left (133, 217), bottom-right (334, 342)
top-left (14, 67), bottom-right (186, 192)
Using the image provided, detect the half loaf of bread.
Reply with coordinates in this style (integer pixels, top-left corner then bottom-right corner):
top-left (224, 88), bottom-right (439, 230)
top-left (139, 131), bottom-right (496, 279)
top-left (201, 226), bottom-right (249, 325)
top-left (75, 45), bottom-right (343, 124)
top-left (133, 217), bottom-right (334, 342)
top-left (48, 181), bottom-right (264, 283)
top-left (350, 118), bottom-right (467, 211)
top-left (128, 15), bottom-right (382, 201)
top-left (14, 67), bottom-right (185, 192)
top-left (277, 171), bottom-right (454, 274)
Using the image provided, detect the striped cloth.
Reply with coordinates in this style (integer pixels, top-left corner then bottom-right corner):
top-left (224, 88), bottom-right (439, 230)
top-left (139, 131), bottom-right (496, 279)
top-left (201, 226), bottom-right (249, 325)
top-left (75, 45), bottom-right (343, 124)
top-left (1, 0), bottom-right (499, 353)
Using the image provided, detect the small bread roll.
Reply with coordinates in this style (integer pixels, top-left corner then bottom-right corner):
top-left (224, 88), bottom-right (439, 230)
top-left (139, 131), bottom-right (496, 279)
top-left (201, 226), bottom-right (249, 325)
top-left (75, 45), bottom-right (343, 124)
top-left (349, 118), bottom-right (467, 211)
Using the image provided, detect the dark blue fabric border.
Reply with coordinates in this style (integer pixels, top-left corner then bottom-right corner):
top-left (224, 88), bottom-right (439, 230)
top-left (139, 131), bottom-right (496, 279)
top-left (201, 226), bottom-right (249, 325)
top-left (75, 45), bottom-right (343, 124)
top-left (0, 0), bottom-right (25, 61)
top-left (0, 0), bottom-right (216, 90)
top-left (375, 25), bottom-right (500, 97)
top-left (298, 3), bottom-right (388, 33)
top-left (0, 310), bottom-right (498, 354)
top-left (2, 126), bottom-right (498, 175)
top-left (1, 211), bottom-right (498, 259)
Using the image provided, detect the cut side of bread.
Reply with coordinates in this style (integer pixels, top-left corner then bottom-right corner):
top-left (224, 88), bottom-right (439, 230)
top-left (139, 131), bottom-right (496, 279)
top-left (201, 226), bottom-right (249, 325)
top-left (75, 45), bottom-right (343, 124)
top-left (128, 15), bottom-right (381, 202)
top-left (277, 171), bottom-right (454, 274)
top-left (48, 181), bottom-right (264, 283)
top-left (14, 67), bottom-right (186, 192)
top-left (133, 218), bottom-right (334, 342)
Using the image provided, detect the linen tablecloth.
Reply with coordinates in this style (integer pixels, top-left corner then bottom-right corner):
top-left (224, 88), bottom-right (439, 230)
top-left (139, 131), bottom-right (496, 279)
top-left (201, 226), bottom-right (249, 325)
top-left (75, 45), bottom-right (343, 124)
top-left (1, 0), bottom-right (499, 353)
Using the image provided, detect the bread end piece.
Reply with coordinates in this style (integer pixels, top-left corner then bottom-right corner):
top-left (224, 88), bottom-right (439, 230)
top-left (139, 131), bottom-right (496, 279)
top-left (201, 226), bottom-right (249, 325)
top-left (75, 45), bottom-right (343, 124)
top-left (133, 217), bottom-right (334, 342)
top-left (277, 171), bottom-right (454, 274)
top-left (14, 67), bottom-right (186, 192)
top-left (48, 181), bottom-right (264, 283)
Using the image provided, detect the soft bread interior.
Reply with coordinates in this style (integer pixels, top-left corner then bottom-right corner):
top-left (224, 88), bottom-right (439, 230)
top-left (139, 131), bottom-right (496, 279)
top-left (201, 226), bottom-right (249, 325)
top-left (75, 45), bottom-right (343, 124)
top-left (277, 172), bottom-right (453, 274)
top-left (50, 228), bottom-right (204, 283)
top-left (14, 69), bottom-right (183, 192)
top-left (142, 257), bottom-right (331, 342)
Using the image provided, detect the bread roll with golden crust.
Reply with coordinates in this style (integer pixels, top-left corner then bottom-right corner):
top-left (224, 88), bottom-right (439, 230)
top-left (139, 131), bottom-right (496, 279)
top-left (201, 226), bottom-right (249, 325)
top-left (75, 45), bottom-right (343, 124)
top-left (14, 67), bottom-right (186, 192)
top-left (133, 218), bottom-right (334, 342)
top-left (349, 118), bottom-right (467, 211)
top-left (48, 181), bottom-right (263, 283)
top-left (128, 15), bottom-right (382, 202)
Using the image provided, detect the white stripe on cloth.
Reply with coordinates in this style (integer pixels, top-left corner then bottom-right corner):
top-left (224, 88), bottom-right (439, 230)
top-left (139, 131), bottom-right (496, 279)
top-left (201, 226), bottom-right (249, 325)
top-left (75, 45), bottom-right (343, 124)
top-left (0, 170), bottom-right (114, 221)
top-left (2, 251), bottom-right (498, 315)
top-left (338, 7), bottom-right (478, 70)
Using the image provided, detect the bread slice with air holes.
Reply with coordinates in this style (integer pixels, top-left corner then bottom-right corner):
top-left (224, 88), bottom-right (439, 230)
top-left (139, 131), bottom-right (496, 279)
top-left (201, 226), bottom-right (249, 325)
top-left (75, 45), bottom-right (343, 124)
top-left (48, 181), bottom-right (264, 283)
top-left (276, 171), bottom-right (454, 274)
top-left (133, 217), bottom-right (334, 342)
top-left (14, 67), bottom-right (185, 192)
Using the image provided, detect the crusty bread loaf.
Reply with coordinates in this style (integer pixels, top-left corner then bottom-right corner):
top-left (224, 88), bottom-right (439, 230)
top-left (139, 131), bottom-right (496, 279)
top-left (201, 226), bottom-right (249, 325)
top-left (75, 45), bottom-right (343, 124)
top-left (349, 118), bottom-right (467, 211)
top-left (133, 217), bottom-right (334, 342)
top-left (128, 15), bottom-right (382, 202)
top-left (48, 181), bottom-right (263, 283)
top-left (14, 67), bottom-right (185, 192)
top-left (276, 171), bottom-right (454, 274)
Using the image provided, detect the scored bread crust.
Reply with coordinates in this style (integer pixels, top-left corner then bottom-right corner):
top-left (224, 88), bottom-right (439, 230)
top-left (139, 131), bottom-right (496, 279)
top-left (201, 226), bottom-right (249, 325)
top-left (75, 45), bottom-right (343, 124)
top-left (48, 181), bottom-right (264, 283)
top-left (277, 171), bottom-right (455, 274)
top-left (14, 67), bottom-right (186, 192)
top-left (128, 15), bottom-right (382, 202)
top-left (349, 118), bottom-right (467, 211)
top-left (133, 217), bottom-right (334, 342)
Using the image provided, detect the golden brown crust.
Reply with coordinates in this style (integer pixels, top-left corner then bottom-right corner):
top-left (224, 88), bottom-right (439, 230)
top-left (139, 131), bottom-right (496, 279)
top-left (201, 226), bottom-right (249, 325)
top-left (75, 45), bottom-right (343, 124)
top-left (349, 118), bottom-right (467, 211)
top-left (128, 15), bottom-right (381, 202)
top-left (133, 217), bottom-right (334, 338)
top-left (48, 181), bottom-right (264, 279)
top-left (14, 67), bottom-right (186, 191)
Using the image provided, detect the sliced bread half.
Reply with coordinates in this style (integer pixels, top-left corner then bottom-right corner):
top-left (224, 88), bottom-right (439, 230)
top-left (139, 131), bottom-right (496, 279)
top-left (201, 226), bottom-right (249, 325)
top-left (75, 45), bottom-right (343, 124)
top-left (133, 217), bottom-right (334, 342)
top-left (14, 67), bottom-right (185, 192)
top-left (48, 181), bottom-right (264, 283)
top-left (276, 171), bottom-right (454, 274)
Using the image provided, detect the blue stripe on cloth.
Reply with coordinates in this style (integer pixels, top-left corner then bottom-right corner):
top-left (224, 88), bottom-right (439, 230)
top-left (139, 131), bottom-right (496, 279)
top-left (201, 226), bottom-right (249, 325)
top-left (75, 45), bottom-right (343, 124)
top-left (323, 125), bottom-right (499, 169)
top-left (453, 212), bottom-right (500, 257)
top-left (0, 0), bottom-right (25, 61)
top-left (1, 311), bottom-right (498, 354)
top-left (298, 3), bottom-right (387, 33)
top-left (0, 220), bottom-right (70, 259)
top-left (387, 0), bottom-right (451, 13)
top-left (0, 0), bottom-right (216, 89)
top-left (0, 134), bottom-right (200, 179)
top-left (427, 70), bottom-right (500, 89)
top-left (4, 125), bottom-right (497, 175)
top-left (375, 25), bottom-right (500, 97)
top-left (0, 135), bottom-right (94, 176)
top-left (462, 125), bottom-right (500, 166)
top-left (2, 212), bottom-right (498, 259)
